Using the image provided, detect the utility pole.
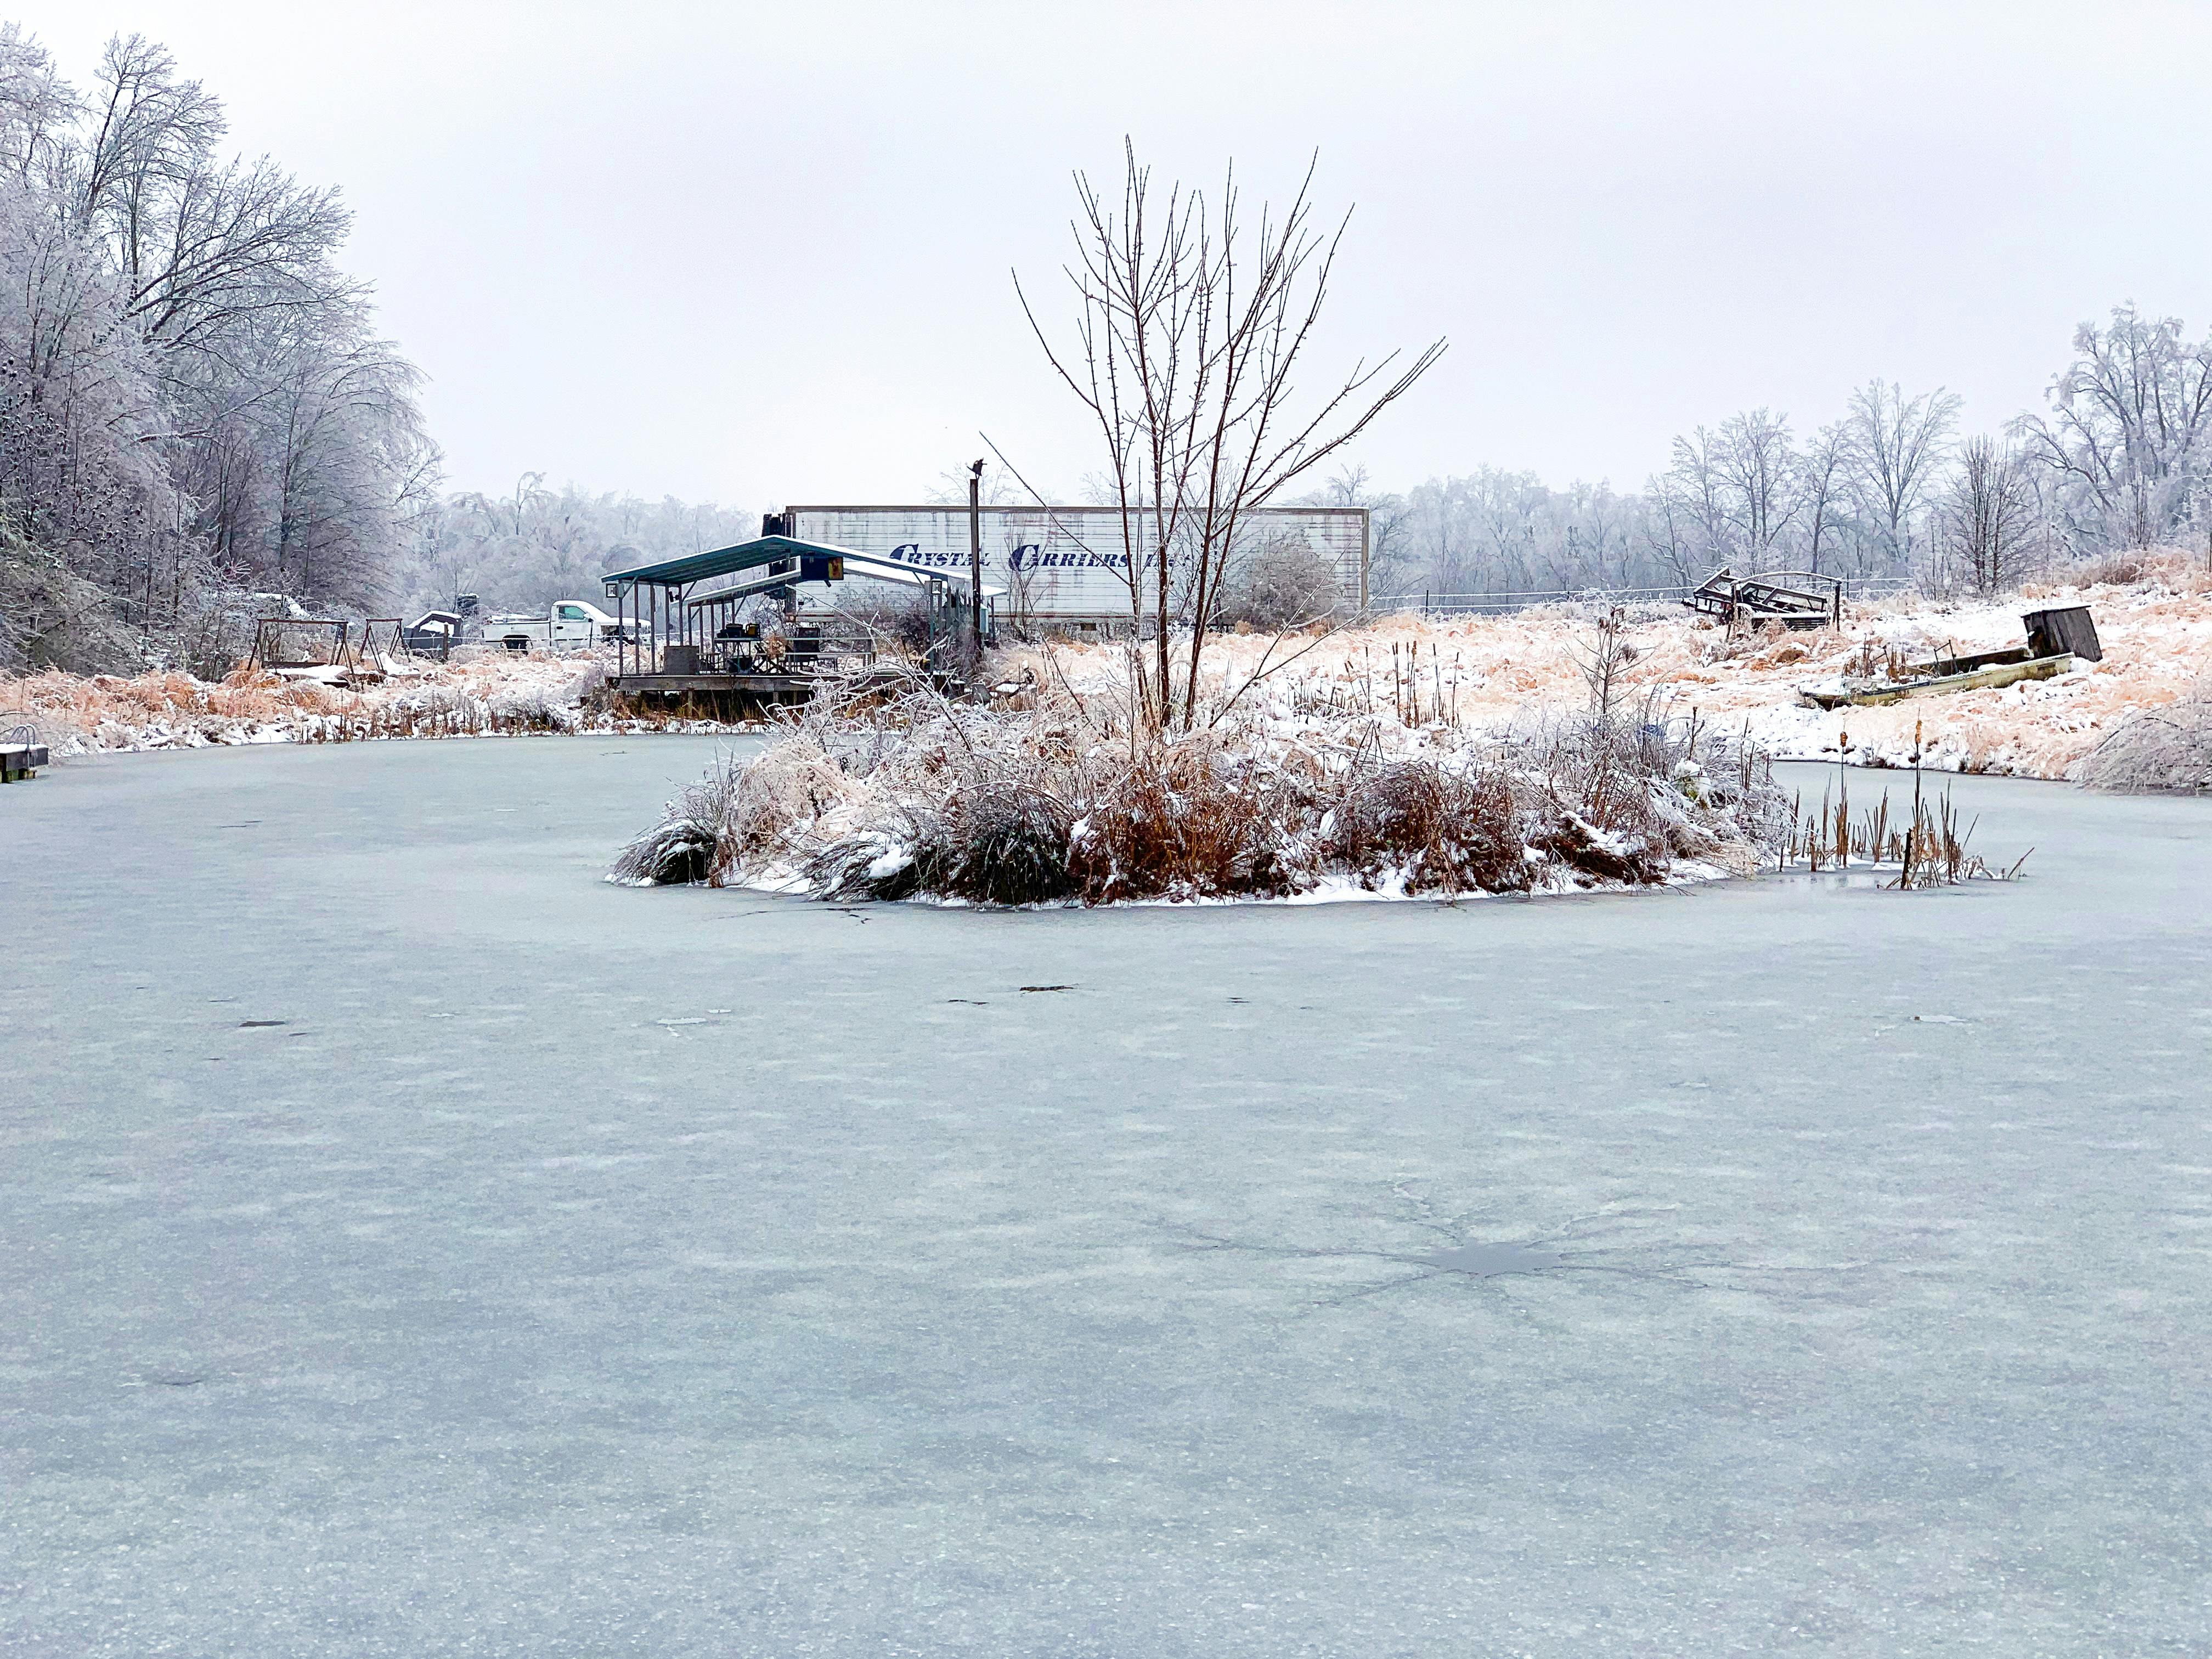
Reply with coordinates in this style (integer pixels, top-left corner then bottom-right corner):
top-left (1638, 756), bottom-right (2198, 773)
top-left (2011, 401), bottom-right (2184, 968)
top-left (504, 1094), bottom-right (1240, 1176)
top-left (967, 458), bottom-right (986, 657)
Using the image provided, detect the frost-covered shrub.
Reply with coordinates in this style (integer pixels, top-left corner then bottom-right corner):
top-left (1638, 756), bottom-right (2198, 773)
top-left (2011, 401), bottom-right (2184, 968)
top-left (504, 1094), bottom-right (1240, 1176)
top-left (611, 667), bottom-right (1792, 905)
top-left (1218, 537), bottom-right (1344, 630)
top-left (724, 737), bottom-right (854, 858)
top-left (486, 687), bottom-right (556, 729)
top-left (836, 589), bottom-right (934, 658)
top-left (1327, 759), bottom-right (1530, 894)
top-left (1531, 809), bottom-right (1666, 884)
top-left (2075, 681), bottom-right (2212, 794)
top-left (610, 754), bottom-right (748, 884)
top-left (562, 659), bottom-right (607, 704)
top-left (918, 785), bottom-right (1079, 905)
top-left (805, 828), bottom-right (926, 902)
top-left (0, 549), bottom-right (140, 674)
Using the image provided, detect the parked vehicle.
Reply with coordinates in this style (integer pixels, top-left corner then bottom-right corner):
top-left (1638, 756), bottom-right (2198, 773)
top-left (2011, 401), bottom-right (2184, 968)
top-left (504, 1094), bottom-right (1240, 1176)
top-left (403, 611), bottom-right (464, 658)
top-left (484, 600), bottom-right (631, 653)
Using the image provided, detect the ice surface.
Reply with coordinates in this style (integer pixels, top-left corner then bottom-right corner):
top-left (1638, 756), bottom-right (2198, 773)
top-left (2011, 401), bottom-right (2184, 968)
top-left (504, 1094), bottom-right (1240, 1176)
top-left (4, 738), bottom-right (2211, 1655)
top-left (1419, 1242), bottom-right (1565, 1276)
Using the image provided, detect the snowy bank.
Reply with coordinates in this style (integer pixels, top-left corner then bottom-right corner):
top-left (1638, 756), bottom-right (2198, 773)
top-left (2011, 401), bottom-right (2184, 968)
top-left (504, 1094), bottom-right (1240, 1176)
top-left (0, 650), bottom-right (757, 755)
top-left (1012, 562), bottom-right (2212, 782)
top-left (9, 562), bottom-right (2209, 784)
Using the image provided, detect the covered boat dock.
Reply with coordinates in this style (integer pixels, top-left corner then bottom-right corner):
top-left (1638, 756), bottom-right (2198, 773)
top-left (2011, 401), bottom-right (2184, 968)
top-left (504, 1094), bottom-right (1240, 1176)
top-left (599, 531), bottom-right (997, 712)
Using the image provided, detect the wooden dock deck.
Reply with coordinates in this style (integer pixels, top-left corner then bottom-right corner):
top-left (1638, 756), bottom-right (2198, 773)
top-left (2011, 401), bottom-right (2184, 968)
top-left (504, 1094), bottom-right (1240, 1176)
top-left (606, 664), bottom-right (956, 714)
top-left (2, 742), bottom-right (50, 781)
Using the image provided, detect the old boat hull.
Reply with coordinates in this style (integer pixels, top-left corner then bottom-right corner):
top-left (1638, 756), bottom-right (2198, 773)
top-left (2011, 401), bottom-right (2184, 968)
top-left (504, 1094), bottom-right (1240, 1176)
top-left (1798, 651), bottom-right (2075, 709)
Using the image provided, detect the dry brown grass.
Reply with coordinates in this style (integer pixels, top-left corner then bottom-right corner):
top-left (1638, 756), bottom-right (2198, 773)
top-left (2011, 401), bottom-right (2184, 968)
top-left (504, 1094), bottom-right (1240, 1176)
top-left (1, 651), bottom-right (689, 752)
top-left (1783, 760), bottom-right (2030, 885)
top-left (613, 663), bottom-right (1793, 906)
top-left (999, 557), bottom-right (2212, 781)
top-left (21, 558), bottom-right (2212, 783)
top-left (2055, 548), bottom-right (2212, 594)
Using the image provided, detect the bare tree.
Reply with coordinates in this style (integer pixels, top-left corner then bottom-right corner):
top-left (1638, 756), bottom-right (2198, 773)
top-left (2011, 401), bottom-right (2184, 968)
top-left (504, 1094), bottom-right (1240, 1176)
top-left (1942, 436), bottom-right (2040, 594)
top-left (1664, 425), bottom-right (1736, 571)
top-left (1796, 421), bottom-right (1851, 575)
top-left (1639, 472), bottom-right (1703, 587)
top-left (1013, 142), bottom-right (1443, 729)
top-left (1844, 380), bottom-right (1961, 569)
top-left (1469, 469), bottom-right (1549, 591)
top-left (76, 36), bottom-right (354, 368)
top-left (1713, 408), bottom-right (1800, 569)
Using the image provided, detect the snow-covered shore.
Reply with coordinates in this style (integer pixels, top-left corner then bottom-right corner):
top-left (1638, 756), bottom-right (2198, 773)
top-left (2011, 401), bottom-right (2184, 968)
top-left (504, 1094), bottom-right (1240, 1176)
top-left (1017, 566), bottom-right (2212, 781)
top-left (0, 650), bottom-right (754, 755)
top-left (8, 564), bottom-right (2208, 779)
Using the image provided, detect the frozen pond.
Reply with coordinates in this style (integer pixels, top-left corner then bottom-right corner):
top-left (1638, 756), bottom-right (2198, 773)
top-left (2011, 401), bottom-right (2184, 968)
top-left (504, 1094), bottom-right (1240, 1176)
top-left (6, 737), bottom-right (2210, 1655)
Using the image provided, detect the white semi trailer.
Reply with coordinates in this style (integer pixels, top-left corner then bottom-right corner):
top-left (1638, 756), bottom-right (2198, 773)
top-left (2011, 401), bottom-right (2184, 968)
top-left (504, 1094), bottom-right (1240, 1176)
top-left (781, 504), bottom-right (1369, 632)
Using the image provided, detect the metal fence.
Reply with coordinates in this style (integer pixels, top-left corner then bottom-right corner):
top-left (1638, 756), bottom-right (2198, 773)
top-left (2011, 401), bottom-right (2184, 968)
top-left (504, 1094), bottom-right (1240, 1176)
top-left (1373, 577), bottom-right (1916, 617)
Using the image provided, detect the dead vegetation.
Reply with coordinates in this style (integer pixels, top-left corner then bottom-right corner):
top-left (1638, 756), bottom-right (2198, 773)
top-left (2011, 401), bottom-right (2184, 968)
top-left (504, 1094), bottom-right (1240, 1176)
top-left (608, 753), bottom-right (750, 887)
top-left (1785, 723), bottom-right (2032, 885)
top-left (2075, 677), bottom-right (2212, 794)
top-left (13, 555), bottom-right (2211, 780)
top-left (0, 653), bottom-right (693, 752)
top-left (1786, 783), bottom-right (2029, 885)
top-left (611, 656), bottom-right (1792, 906)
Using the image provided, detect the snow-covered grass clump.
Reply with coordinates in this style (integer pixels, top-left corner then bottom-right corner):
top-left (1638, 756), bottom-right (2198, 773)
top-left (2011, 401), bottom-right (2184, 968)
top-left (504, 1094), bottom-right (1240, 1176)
top-left (612, 674), bottom-right (1792, 906)
top-left (2076, 676), bottom-right (2212, 794)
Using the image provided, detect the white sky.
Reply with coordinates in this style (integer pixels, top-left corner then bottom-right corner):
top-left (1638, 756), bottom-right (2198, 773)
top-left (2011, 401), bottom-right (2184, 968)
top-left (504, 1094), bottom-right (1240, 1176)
top-left (15, 1), bottom-right (2212, 508)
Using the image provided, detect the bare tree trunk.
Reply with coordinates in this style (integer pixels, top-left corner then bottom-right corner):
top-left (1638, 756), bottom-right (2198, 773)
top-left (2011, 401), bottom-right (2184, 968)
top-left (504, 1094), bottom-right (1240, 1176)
top-left (1017, 142), bottom-right (1442, 737)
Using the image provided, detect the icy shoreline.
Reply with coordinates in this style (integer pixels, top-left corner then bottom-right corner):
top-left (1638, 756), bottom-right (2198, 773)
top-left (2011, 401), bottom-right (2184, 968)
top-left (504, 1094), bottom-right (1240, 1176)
top-left (9, 567), bottom-right (2208, 780)
top-left (617, 855), bottom-right (1746, 909)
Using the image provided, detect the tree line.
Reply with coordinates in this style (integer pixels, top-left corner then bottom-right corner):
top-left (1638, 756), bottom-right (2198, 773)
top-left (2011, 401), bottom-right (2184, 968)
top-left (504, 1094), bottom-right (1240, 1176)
top-left (1362, 307), bottom-right (2212, 603)
top-left (0, 26), bottom-right (436, 672)
top-left (399, 477), bottom-right (755, 620)
top-left (0, 27), bottom-right (751, 674)
top-left (6, 30), bottom-right (2209, 677)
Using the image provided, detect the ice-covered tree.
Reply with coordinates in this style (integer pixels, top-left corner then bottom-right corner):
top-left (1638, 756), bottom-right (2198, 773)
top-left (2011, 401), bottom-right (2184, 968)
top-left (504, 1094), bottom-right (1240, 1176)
top-left (0, 27), bottom-right (433, 670)
top-left (1843, 380), bottom-right (1960, 571)
top-left (1939, 435), bottom-right (2041, 594)
top-left (1712, 408), bottom-right (1801, 569)
top-left (0, 168), bottom-right (169, 667)
top-left (2012, 304), bottom-right (2212, 553)
top-left (1795, 421), bottom-right (1854, 576)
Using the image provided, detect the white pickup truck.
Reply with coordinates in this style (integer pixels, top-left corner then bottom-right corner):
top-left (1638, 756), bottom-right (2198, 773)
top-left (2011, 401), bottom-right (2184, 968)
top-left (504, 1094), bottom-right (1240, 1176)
top-left (484, 600), bottom-right (630, 653)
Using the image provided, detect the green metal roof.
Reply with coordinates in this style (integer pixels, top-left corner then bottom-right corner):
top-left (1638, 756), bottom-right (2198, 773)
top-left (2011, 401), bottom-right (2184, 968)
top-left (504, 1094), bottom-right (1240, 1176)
top-left (601, 534), bottom-right (852, 590)
top-left (602, 533), bottom-right (992, 603)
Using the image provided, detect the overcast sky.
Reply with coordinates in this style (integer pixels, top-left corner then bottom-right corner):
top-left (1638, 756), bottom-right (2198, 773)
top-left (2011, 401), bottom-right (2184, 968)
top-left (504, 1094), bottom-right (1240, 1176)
top-left (15, 1), bottom-right (2211, 509)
